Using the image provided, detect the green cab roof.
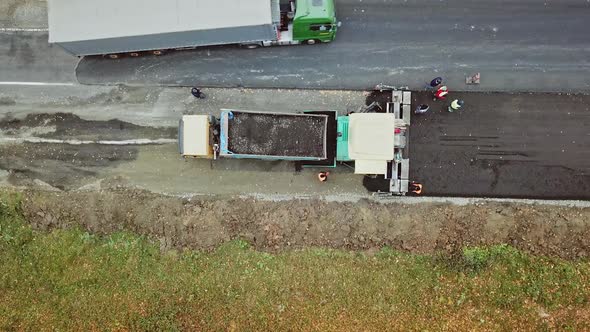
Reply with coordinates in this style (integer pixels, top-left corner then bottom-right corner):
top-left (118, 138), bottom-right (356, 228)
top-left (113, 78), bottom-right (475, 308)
top-left (295, 0), bottom-right (336, 21)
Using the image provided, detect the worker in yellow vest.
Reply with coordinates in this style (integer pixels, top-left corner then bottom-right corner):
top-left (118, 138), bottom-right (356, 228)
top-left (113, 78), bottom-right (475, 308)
top-left (448, 99), bottom-right (464, 112)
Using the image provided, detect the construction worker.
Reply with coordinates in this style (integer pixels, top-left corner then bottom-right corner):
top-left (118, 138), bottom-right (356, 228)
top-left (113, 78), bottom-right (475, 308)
top-left (448, 99), bottom-right (464, 112)
top-left (191, 87), bottom-right (205, 99)
top-left (425, 76), bottom-right (443, 90)
top-left (433, 85), bottom-right (448, 101)
top-left (318, 171), bottom-right (330, 182)
top-left (414, 104), bottom-right (430, 114)
top-left (409, 182), bottom-right (423, 195)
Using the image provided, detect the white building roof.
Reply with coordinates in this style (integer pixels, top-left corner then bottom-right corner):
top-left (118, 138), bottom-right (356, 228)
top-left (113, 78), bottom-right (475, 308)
top-left (48, 0), bottom-right (273, 43)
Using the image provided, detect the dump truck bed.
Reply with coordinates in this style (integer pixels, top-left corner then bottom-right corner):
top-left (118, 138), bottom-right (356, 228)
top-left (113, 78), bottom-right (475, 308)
top-left (220, 110), bottom-right (328, 160)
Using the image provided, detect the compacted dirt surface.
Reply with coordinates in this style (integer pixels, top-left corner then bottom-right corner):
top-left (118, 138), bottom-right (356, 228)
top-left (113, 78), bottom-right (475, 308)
top-left (17, 189), bottom-right (590, 259)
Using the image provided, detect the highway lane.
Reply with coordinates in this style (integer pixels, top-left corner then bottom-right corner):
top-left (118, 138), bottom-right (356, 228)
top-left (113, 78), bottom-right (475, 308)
top-left (0, 31), bottom-right (77, 83)
top-left (1, 0), bottom-right (589, 199)
top-left (76, 0), bottom-right (590, 92)
top-left (1, 84), bottom-right (588, 199)
top-left (409, 92), bottom-right (590, 199)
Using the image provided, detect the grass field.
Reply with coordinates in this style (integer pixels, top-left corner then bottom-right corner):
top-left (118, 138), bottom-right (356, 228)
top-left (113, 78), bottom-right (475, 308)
top-left (1, 192), bottom-right (589, 331)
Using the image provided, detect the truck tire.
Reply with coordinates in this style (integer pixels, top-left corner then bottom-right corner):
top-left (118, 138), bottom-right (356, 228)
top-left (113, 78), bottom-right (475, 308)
top-left (129, 52), bottom-right (140, 57)
top-left (306, 39), bottom-right (316, 45)
top-left (151, 50), bottom-right (166, 56)
top-left (106, 53), bottom-right (121, 59)
top-left (242, 43), bottom-right (261, 49)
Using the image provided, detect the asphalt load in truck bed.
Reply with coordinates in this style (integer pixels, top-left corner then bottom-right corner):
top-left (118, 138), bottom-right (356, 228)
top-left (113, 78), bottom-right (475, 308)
top-left (227, 112), bottom-right (327, 158)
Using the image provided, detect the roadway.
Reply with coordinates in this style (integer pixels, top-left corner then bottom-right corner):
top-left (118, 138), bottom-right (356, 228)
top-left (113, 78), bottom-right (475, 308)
top-left (76, 0), bottom-right (590, 92)
top-left (1, 85), bottom-right (588, 199)
top-left (1, 0), bottom-right (589, 199)
top-left (410, 92), bottom-right (590, 199)
top-left (0, 31), bottom-right (76, 84)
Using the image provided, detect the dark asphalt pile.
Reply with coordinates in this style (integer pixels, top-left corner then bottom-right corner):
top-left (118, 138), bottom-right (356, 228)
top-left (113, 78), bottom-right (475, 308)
top-left (409, 91), bottom-right (590, 199)
top-left (0, 113), bottom-right (176, 141)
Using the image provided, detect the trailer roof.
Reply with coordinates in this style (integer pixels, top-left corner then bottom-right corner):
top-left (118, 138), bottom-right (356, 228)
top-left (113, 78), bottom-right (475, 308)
top-left (48, 0), bottom-right (273, 43)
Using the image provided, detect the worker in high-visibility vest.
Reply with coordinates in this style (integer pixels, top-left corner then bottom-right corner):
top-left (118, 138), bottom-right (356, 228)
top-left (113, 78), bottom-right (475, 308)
top-left (318, 171), bottom-right (330, 182)
top-left (448, 99), bottom-right (464, 112)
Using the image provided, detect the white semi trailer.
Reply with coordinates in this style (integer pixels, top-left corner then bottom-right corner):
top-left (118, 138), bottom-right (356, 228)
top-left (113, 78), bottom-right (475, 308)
top-left (47, 0), bottom-right (339, 58)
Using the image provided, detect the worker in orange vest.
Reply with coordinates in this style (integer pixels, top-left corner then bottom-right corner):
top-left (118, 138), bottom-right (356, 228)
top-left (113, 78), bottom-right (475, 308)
top-left (318, 171), bottom-right (330, 182)
top-left (409, 182), bottom-right (423, 195)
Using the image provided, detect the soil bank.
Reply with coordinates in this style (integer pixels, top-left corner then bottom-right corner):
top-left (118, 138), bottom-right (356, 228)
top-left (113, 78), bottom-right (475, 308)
top-left (16, 189), bottom-right (590, 259)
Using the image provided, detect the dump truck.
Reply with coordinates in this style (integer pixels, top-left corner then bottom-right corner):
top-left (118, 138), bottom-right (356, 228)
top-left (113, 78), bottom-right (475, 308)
top-left (179, 90), bottom-right (412, 195)
top-left (47, 0), bottom-right (339, 58)
top-left (179, 110), bottom-right (329, 161)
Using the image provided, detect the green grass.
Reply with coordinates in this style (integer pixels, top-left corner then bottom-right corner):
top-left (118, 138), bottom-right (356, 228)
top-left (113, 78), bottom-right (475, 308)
top-left (1, 193), bottom-right (589, 331)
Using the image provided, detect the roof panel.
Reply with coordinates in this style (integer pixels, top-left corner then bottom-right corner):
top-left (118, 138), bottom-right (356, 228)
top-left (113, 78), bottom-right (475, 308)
top-left (295, 0), bottom-right (335, 20)
top-left (48, 0), bottom-right (273, 42)
top-left (348, 113), bottom-right (395, 160)
top-left (181, 115), bottom-right (210, 157)
top-left (354, 160), bottom-right (388, 175)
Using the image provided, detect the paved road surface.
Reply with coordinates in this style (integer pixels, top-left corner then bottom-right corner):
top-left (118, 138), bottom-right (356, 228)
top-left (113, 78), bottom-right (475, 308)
top-left (410, 92), bottom-right (590, 199)
top-left (0, 32), bottom-right (77, 83)
top-left (77, 0), bottom-right (590, 92)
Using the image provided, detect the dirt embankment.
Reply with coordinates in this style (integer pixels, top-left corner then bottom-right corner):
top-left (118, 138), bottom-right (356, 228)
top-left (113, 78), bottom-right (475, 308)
top-left (16, 189), bottom-right (590, 259)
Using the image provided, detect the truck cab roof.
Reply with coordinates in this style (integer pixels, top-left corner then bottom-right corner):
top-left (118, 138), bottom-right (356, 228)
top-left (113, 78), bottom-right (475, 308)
top-left (294, 0), bottom-right (336, 22)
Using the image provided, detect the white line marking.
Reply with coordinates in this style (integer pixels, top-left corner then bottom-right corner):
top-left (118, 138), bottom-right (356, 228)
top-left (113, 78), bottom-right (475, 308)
top-left (238, 193), bottom-right (590, 208)
top-left (0, 82), bottom-right (75, 86)
top-left (0, 137), bottom-right (176, 146)
top-left (0, 27), bottom-right (48, 32)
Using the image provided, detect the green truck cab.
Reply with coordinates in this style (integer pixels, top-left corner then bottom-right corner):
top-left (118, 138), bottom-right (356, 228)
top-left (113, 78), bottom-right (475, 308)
top-left (291, 0), bottom-right (338, 43)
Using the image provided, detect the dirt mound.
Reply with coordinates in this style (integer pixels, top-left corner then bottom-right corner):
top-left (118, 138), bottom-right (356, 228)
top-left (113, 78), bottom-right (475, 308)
top-left (0, 112), bottom-right (176, 141)
top-left (18, 189), bottom-right (590, 259)
top-left (0, 143), bottom-right (137, 190)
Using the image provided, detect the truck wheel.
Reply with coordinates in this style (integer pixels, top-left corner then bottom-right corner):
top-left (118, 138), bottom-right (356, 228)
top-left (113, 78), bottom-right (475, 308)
top-left (241, 43), bottom-right (261, 49)
top-left (129, 52), bottom-right (140, 57)
top-left (151, 50), bottom-right (166, 56)
top-left (306, 39), bottom-right (316, 45)
top-left (106, 54), bottom-right (120, 59)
